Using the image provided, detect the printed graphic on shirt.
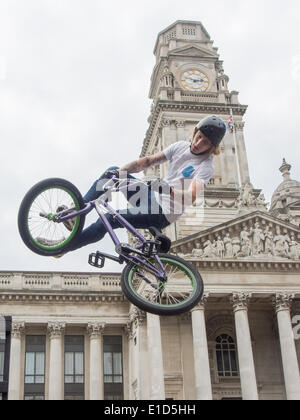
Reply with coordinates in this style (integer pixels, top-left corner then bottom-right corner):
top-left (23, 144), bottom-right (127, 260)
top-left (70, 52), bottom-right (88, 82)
top-left (182, 166), bottom-right (195, 178)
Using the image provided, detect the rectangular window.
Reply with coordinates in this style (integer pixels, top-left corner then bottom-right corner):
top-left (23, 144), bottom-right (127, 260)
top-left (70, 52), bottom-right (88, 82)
top-left (24, 336), bottom-right (46, 400)
top-left (24, 395), bottom-right (44, 400)
top-left (64, 336), bottom-right (85, 400)
top-left (103, 336), bottom-right (123, 400)
top-left (0, 339), bottom-right (5, 382)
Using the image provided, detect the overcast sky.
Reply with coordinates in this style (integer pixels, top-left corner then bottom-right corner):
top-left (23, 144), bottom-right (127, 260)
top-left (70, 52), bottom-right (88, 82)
top-left (0, 0), bottom-right (299, 273)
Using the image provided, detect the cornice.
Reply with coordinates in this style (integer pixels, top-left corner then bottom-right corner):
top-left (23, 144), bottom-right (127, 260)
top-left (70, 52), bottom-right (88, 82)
top-left (0, 291), bottom-right (125, 304)
top-left (181, 258), bottom-right (300, 273)
top-left (141, 101), bottom-right (247, 157)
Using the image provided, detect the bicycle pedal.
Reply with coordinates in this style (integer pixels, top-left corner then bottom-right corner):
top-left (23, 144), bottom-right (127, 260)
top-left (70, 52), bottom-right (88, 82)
top-left (88, 252), bottom-right (105, 268)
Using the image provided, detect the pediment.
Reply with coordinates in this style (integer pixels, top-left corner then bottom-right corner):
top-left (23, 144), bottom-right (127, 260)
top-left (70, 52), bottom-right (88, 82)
top-left (172, 211), bottom-right (300, 263)
top-left (169, 44), bottom-right (218, 59)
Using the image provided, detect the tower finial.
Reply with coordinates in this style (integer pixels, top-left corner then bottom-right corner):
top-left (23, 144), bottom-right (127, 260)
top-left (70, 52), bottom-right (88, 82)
top-left (279, 158), bottom-right (291, 181)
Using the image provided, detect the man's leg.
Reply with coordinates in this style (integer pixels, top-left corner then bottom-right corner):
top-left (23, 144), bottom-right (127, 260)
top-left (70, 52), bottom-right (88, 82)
top-left (83, 166), bottom-right (120, 203)
top-left (69, 208), bottom-right (169, 252)
top-left (83, 166), bottom-right (141, 204)
top-left (68, 180), bottom-right (170, 252)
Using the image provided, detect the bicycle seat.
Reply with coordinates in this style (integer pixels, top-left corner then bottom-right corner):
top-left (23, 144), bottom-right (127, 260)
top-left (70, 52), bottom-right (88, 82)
top-left (148, 226), bottom-right (171, 253)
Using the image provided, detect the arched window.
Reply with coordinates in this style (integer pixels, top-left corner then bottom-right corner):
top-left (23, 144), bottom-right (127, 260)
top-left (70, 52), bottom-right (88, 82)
top-left (216, 334), bottom-right (238, 377)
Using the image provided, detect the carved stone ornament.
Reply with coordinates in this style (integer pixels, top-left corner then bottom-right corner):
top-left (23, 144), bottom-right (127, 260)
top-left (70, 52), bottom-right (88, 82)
top-left (236, 184), bottom-right (268, 211)
top-left (231, 293), bottom-right (251, 312)
top-left (234, 121), bottom-right (245, 131)
top-left (175, 119), bottom-right (185, 128)
top-left (178, 219), bottom-right (300, 262)
top-left (129, 307), bottom-right (146, 329)
top-left (11, 321), bottom-right (25, 339)
top-left (274, 210), bottom-right (298, 226)
top-left (47, 322), bottom-right (66, 339)
top-left (159, 118), bottom-right (171, 128)
top-left (272, 294), bottom-right (294, 314)
top-left (87, 322), bottom-right (106, 339)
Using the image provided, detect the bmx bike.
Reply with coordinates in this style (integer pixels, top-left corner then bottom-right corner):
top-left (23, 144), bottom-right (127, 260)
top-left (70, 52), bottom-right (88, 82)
top-left (18, 175), bottom-right (204, 316)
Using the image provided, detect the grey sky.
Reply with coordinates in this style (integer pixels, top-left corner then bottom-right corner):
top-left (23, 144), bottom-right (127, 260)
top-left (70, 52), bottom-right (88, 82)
top-left (0, 0), bottom-right (299, 273)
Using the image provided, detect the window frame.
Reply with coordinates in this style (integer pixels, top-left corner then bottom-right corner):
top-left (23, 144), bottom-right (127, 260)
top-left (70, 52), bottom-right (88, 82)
top-left (24, 335), bottom-right (46, 400)
top-left (0, 340), bottom-right (5, 382)
top-left (64, 335), bottom-right (85, 400)
top-left (103, 336), bottom-right (124, 400)
top-left (215, 334), bottom-right (239, 378)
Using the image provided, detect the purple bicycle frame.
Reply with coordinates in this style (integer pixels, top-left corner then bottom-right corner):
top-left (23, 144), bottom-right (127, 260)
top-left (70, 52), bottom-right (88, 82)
top-left (58, 177), bottom-right (166, 279)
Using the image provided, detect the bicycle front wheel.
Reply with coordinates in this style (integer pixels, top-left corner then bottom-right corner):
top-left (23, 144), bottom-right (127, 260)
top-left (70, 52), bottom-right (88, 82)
top-left (18, 178), bottom-right (85, 256)
top-left (121, 253), bottom-right (203, 316)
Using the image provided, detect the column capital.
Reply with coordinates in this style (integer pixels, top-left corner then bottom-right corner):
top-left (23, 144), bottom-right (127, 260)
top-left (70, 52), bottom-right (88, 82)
top-left (235, 121), bottom-right (245, 131)
top-left (231, 292), bottom-right (251, 313)
top-left (11, 321), bottom-right (25, 339)
top-left (272, 293), bottom-right (294, 314)
top-left (87, 322), bottom-right (106, 339)
top-left (129, 308), bottom-right (146, 328)
top-left (175, 119), bottom-right (185, 129)
top-left (159, 118), bottom-right (171, 129)
top-left (47, 322), bottom-right (66, 340)
top-left (191, 293), bottom-right (209, 312)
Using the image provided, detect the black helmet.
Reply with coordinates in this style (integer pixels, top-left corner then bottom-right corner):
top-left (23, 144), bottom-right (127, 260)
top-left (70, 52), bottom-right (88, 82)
top-left (196, 115), bottom-right (226, 147)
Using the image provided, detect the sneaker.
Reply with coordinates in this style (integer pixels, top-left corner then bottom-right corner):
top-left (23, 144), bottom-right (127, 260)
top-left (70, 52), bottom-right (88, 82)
top-left (56, 205), bottom-right (76, 232)
top-left (36, 237), bottom-right (65, 246)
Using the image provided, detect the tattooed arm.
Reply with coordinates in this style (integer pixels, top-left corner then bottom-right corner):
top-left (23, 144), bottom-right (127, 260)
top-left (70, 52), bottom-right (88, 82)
top-left (119, 152), bottom-right (167, 174)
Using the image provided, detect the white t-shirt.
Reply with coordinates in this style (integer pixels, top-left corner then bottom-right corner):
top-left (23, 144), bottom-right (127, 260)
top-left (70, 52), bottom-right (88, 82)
top-left (155, 141), bottom-right (214, 223)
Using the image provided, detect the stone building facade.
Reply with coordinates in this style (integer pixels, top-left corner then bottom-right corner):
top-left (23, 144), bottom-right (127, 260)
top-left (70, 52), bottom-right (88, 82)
top-left (1, 20), bottom-right (300, 400)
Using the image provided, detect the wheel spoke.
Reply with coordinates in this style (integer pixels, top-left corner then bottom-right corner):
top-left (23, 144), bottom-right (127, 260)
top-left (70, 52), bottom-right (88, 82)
top-left (26, 186), bottom-right (79, 249)
top-left (128, 257), bottom-right (198, 310)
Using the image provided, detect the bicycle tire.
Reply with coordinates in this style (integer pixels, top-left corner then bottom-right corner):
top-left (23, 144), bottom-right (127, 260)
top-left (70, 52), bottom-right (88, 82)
top-left (121, 253), bottom-right (203, 316)
top-left (18, 178), bottom-right (86, 256)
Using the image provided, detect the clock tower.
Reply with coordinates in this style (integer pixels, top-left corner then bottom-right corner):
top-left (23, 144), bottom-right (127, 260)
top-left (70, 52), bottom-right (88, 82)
top-left (141, 21), bottom-right (262, 241)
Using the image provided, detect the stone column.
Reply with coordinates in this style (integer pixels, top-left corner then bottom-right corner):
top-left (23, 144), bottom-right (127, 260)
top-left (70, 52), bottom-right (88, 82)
top-left (47, 322), bottom-right (66, 400)
top-left (231, 293), bottom-right (258, 400)
top-left (235, 122), bottom-right (250, 185)
top-left (87, 322), bottom-right (105, 400)
top-left (129, 308), bottom-right (149, 400)
top-left (146, 312), bottom-right (165, 400)
top-left (224, 133), bottom-right (237, 187)
top-left (8, 322), bottom-right (25, 400)
top-left (273, 294), bottom-right (300, 400)
top-left (191, 295), bottom-right (212, 400)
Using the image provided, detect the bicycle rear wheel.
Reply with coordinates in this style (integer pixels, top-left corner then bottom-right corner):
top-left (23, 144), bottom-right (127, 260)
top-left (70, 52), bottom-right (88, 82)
top-left (121, 253), bottom-right (203, 316)
top-left (18, 178), bottom-right (85, 256)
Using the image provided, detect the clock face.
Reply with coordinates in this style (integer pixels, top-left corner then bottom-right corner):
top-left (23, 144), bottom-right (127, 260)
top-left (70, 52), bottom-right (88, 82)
top-left (180, 69), bottom-right (209, 92)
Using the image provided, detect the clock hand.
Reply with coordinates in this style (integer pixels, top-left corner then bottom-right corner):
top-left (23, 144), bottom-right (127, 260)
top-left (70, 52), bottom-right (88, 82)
top-left (186, 77), bottom-right (204, 83)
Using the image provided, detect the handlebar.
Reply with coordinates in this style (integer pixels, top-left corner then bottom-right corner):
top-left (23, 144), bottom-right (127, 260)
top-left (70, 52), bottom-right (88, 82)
top-left (102, 176), bottom-right (118, 192)
top-left (102, 175), bottom-right (149, 193)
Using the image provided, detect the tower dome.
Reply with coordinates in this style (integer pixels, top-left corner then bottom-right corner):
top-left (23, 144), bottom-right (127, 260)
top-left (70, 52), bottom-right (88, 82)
top-left (270, 159), bottom-right (300, 213)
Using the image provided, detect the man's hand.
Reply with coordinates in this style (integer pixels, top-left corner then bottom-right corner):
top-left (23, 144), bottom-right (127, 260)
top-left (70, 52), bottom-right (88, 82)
top-left (104, 169), bottom-right (120, 179)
